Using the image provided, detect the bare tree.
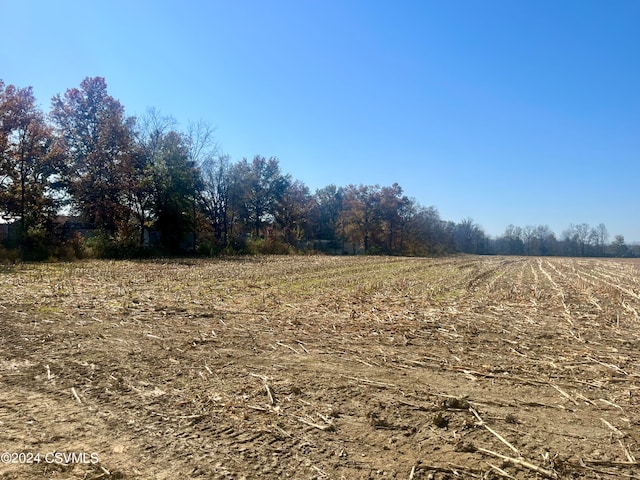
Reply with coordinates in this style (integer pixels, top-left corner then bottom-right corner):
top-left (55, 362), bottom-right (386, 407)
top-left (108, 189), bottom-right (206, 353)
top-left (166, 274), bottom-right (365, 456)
top-left (201, 154), bottom-right (232, 247)
top-left (574, 223), bottom-right (591, 256)
top-left (534, 225), bottom-right (555, 255)
top-left (187, 119), bottom-right (218, 166)
top-left (522, 225), bottom-right (535, 255)
top-left (502, 224), bottom-right (522, 255)
top-left (454, 218), bottom-right (485, 254)
top-left (593, 223), bottom-right (608, 256)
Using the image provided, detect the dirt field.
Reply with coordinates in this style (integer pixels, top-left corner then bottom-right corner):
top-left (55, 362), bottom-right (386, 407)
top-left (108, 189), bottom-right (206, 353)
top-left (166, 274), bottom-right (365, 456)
top-left (1, 255), bottom-right (640, 479)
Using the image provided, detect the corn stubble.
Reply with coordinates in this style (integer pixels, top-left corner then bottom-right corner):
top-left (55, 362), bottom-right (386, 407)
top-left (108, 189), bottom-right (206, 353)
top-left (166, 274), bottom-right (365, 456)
top-left (1, 255), bottom-right (640, 479)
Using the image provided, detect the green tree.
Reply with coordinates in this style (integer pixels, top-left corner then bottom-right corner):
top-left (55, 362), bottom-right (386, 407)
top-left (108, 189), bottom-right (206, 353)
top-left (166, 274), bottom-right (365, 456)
top-left (233, 155), bottom-right (290, 238)
top-left (312, 184), bottom-right (344, 246)
top-left (612, 234), bottom-right (627, 257)
top-left (378, 183), bottom-right (410, 253)
top-left (147, 130), bottom-right (201, 252)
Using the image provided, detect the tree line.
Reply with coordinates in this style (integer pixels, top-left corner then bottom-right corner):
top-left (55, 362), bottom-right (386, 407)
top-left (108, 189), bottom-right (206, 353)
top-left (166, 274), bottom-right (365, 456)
top-left (0, 77), bottom-right (636, 259)
top-left (490, 223), bottom-right (636, 257)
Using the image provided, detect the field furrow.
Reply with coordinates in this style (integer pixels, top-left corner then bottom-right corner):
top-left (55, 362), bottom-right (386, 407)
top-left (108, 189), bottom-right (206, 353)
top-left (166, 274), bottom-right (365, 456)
top-left (1, 255), bottom-right (640, 479)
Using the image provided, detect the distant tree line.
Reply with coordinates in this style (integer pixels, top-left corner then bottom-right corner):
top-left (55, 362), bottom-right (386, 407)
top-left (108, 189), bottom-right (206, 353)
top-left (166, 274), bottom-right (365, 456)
top-left (0, 77), bottom-right (636, 259)
top-left (490, 223), bottom-right (637, 257)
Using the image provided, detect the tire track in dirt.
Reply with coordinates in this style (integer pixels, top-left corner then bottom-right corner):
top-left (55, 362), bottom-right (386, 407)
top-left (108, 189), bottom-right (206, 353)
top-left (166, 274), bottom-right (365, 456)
top-left (3, 257), bottom-right (640, 479)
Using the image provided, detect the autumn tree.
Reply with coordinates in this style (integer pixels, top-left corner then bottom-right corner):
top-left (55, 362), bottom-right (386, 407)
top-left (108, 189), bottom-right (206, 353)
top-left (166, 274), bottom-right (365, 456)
top-left (273, 180), bottom-right (314, 245)
top-left (340, 184), bottom-right (382, 254)
top-left (394, 195), bottom-right (418, 253)
top-left (0, 81), bottom-right (62, 248)
top-left (404, 205), bottom-right (450, 255)
top-left (50, 77), bottom-right (136, 233)
top-left (378, 183), bottom-right (410, 253)
top-left (0, 81), bottom-right (5, 154)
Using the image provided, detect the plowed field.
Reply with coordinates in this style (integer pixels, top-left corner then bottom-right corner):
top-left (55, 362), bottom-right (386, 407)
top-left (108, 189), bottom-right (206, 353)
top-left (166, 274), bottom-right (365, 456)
top-left (1, 255), bottom-right (640, 479)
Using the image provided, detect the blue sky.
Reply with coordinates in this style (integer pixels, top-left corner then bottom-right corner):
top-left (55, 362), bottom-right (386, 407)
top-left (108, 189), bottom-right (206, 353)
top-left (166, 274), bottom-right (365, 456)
top-left (2, 0), bottom-right (639, 241)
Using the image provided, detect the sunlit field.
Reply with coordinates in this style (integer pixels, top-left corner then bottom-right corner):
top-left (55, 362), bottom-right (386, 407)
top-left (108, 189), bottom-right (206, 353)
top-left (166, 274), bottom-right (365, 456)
top-left (2, 255), bottom-right (640, 479)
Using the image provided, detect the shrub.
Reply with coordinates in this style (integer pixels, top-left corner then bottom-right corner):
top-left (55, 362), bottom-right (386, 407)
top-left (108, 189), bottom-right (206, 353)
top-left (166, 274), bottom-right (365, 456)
top-left (246, 237), bottom-right (292, 255)
top-left (197, 239), bottom-right (225, 257)
top-left (23, 226), bottom-right (51, 261)
top-left (0, 245), bottom-right (20, 264)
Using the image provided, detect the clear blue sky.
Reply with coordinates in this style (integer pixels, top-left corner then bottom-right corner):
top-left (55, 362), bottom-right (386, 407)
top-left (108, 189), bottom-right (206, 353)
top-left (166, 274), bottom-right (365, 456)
top-left (2, 0), bottom-right (639, 241)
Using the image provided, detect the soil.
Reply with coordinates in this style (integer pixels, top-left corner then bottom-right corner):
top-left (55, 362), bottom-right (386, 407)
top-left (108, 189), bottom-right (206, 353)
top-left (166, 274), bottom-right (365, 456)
top-left (1, 255), bottom-right (640, 479)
